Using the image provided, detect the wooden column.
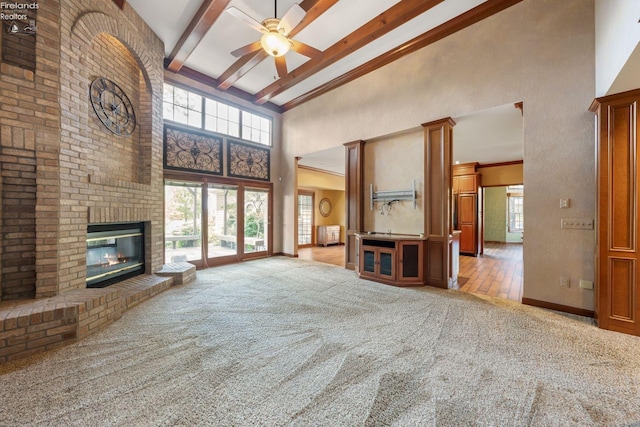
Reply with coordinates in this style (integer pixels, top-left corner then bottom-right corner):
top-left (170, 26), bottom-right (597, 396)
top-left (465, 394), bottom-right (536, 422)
top-left (591, 89), bottom-right (640, 336)
top-left (422, 118), bottom-right (455, 288)
top-left (344, 140), bottom-right (365, 270)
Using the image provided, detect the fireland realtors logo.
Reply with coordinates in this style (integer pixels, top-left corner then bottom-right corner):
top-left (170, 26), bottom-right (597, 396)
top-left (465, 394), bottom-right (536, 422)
top-left (1, 2), bottom-right (38, 35)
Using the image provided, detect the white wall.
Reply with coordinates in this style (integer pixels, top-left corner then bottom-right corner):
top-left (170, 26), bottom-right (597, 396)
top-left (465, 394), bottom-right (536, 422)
top-left (280, 0), bottom-right (596, 310)
top-left (595, 0), bottom-right (640, 96)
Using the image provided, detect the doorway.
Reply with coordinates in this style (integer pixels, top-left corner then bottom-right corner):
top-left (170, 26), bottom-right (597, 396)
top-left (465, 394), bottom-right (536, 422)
top-left (164, 178), bottom-right (272, 268)
top-left (296, 148), bottom-right (346, 265)
top-left (452, 102), bottom-right (524, 302)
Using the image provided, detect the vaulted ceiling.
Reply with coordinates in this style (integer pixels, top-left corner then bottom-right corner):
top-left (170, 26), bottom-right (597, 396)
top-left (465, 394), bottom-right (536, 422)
top-left (118, 0), bottom-right (522, 112)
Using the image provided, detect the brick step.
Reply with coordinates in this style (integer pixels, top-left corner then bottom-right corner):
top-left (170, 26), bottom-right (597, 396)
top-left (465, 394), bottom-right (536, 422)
top-left (0, 272), bottom-right (180, 363)
top-left (155, 262), bottom-right (196, 285)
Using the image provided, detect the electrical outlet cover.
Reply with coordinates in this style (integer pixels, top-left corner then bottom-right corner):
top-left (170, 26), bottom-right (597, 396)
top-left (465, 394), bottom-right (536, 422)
top-left (579, 280), bottom-right (594, 290)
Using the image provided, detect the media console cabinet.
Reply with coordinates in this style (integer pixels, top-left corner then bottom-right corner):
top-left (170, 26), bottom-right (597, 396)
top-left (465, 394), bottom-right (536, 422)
top-left (354, 233), bottom-right (426, 286)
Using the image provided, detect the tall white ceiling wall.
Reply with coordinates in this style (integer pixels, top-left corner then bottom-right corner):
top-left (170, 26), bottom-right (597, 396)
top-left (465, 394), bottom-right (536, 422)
top-left (595, 0), bottom-right (640, 96)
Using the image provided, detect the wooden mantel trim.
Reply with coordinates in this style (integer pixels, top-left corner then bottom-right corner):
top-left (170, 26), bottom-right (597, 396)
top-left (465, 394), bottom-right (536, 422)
top-left (590, 87), bottom-right (640, 112)
top-left (478, 160), bottom-right (523, 168)
top-left (514, 101), bottom-right (523, 114)
top-left (422, 117), bottom-right (456, 128)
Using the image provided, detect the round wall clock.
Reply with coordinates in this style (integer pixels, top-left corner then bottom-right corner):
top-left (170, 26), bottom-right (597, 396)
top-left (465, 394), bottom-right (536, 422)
top-left (319, 198), bottom-right (332, 217)
top-left (89, 77), bottom-right (137, 136)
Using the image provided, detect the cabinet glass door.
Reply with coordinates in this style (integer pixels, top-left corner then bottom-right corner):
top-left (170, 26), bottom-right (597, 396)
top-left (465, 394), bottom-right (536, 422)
top-left (379, 249), bottom-right (394, 278)
top-left (363, 249), bottom-right (376, 273)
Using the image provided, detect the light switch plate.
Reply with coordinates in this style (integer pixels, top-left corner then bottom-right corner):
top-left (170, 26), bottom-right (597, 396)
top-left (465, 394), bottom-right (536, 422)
top-left (561, 219), bottom-right (593, 230)
top-left (560, 198), bottom-right (570, 208)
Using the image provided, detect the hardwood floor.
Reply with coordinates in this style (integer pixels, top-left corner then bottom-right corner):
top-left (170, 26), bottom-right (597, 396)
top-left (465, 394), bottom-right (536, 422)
top-left (456, 242), bottom-right (523, 302)
top-left (298, 241), bottom-right (523, 303)
top-left (298, 244), bottom-right (345, 267)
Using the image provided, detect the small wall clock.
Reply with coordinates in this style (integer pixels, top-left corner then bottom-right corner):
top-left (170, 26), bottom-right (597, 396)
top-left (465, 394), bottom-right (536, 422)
top-left (89, 77), bottom-right (136, 136)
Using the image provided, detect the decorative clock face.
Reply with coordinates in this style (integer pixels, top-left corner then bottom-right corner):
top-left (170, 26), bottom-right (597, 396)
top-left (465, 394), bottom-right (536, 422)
top-left (89, 77), bottom-right (136, 136)
top-left (319, 198), bottom-right (332, 217)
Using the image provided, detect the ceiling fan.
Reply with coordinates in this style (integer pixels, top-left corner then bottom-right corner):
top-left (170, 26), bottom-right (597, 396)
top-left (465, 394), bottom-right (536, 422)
top-left (226, 1), bottom-right (322, 78)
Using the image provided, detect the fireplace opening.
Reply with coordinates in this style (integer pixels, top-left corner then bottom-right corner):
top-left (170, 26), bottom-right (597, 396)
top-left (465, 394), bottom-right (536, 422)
top-left (86, 222), bottom-right (145, 288)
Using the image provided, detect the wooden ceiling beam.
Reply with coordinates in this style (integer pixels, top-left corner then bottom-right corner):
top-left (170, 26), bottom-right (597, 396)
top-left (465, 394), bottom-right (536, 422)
top-left (165, 63), bottom-right (283, 114)
top-left (254, 0), bottom-right (446, 105)
top-left (217, 51), bottom-right (269, 91)
top-left (167, 0), bottom-right (231, 73)
top-left (281, 0), bottom-right (524, 111)
top-left (216, 0), bottom-right (337, 91)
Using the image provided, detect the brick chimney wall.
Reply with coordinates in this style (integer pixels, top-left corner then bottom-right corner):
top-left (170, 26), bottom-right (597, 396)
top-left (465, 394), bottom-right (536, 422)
top-left (0, 0), bottom-right (61, 300)
top-left (0, 0), bottom-right (165, 300)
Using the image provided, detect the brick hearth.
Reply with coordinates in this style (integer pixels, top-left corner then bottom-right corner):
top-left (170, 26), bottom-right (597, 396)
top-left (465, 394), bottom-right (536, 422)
top-left (0, 268), bottom-right (200, 363)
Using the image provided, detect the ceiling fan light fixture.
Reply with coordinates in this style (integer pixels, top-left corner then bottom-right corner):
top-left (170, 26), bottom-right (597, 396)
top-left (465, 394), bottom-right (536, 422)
top-left (260, 31), bottom-right (291, 57)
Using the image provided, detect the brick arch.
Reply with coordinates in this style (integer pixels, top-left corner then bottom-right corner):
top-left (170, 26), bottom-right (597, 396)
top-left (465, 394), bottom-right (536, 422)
top-left (70, 11), bottom-right (160, 93)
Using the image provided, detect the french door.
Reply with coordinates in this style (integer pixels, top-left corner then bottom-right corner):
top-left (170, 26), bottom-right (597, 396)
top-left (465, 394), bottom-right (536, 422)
top-left (165, 182), bottom-right (203, 263)
top-left (164, 177), bottom-right (272, 268)
top-left (243, 188), bottom-right (269, 257)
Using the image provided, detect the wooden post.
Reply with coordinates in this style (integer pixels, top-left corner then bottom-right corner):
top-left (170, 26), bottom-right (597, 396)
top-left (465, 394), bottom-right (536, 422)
top-left (422, 118), bottom-right (455, 288)
top-left (344, 140), bottom-right (365, 270)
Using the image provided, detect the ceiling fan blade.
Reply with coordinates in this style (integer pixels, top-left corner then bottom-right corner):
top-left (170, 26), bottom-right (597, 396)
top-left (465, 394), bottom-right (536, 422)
top-left (231, 41), bottom-right (263, 58)
top-left (290, 39), bottom-right (322, 58)
top-left (275, 56), bottom-right (288, 79)
top-left (226, 6), bottom-right (268, 33)
top-left (277, 3), bottom-right (306, 35)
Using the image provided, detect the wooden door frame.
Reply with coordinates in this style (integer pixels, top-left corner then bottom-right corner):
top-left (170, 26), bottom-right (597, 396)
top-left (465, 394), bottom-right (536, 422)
top-left (164, 172), bottom-right (273, 268)
top-left (297, 189), bottom-right (315, 247)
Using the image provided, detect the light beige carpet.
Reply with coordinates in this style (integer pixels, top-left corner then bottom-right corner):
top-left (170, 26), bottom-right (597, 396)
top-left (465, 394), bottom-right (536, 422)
top-left (1, 257), bottom-right (640, 426)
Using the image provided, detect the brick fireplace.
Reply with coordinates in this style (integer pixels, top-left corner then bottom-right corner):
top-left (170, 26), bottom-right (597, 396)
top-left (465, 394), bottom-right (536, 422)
top-left (0, 0), bottom-right (166, 301)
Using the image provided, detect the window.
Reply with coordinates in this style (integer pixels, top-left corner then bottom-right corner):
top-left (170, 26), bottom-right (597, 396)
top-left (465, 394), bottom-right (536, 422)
top-left (507, 185), bottom-right (523, 232)
top-left (242, 111), bottom-right (271, 145)
top-left (163, 83), bottom-right (272, 146)
top-left (163, 85), bottom-right (202, 128)
top-left (298, 192), bottom-right (313, 245)
top-left (205, 98), bottom-right (240, 137)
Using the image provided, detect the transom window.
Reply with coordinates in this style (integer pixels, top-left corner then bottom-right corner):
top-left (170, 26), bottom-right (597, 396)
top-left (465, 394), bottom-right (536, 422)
top-left (163, 85), bottom-right (202, 128)
top-left (205, 98), bottom-right (240, 137)
top-left (163, 83), bottom-right (272, 146)
top-left (242, 111), bottom-right (271, 145)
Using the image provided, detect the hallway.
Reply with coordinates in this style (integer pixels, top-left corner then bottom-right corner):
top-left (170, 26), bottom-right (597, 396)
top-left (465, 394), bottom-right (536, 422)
top-left (456, 242), bottom-right (523, 302)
